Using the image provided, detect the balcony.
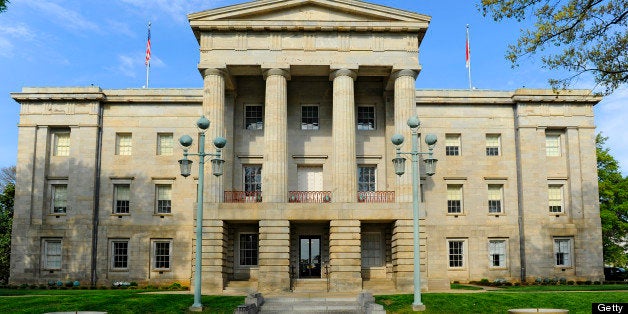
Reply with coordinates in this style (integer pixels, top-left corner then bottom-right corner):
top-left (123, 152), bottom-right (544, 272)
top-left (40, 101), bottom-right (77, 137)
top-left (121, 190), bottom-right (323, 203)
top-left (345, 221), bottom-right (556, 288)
top-left (357, 191), bottom-right (395, 203)
top-left (288, 191), bottom-right (332, 203)
top-left (224, 191), bottom-right (262, 203)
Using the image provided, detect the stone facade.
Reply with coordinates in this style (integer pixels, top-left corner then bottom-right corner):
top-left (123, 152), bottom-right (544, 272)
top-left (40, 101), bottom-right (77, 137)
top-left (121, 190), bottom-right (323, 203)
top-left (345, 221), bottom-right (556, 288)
top-left (9, 0), bottom-right (603, 294)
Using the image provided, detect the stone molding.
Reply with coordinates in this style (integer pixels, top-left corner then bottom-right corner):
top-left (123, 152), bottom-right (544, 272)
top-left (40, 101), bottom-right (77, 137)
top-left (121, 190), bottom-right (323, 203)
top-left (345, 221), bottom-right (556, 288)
top-left (263, 68), bottom-right (291, 80)
top-left (329, 68), bottom-right (357, 81)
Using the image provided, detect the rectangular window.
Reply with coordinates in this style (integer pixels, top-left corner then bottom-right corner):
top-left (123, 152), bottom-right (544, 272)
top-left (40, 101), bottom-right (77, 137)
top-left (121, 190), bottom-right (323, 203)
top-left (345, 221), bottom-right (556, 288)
top-left (43, 239), bottom-right (62, 270)
top-left (155, 185), bottom-right (172, 214)
top-left (486, 134), bottom-right (500, 156)
top-left (243, 165), bottom-right (262, 192)
top-left (357, 106), bottom-right (375, 130)
top-left (548, 185), bottom-right (564, 213)
top-left (447, 184), bottom-right (463, 214)
top-left (361, 232), bottom-right (383, 267)
top-left (239, 233), bottom-right (259, 266)
top-left (554, 238), bottom-right (572, 267)
top-left (488, 184), bottom-right (503, 214)
top-left (245, 105), bottom-right (263, 130)
top-left (157, 133), bottom-right (174, 156)
top-left (488, 239), bottom-right (507, 268)
top-left (53, 131), bottom-right (71, 156)
top-left (448, 240), bottom-right (465, 268)
top-left (546, 133), bottom-right (561, 157)
top-left (357, 166), bottom-right (376, 192)
top-left (445, 134), bottom-right (461, 156)
top-left (111, 240), bottom-right (129, 269)
top-left (51, 184), bottom-right (67, 214)
top-left (116, 133), bottom-right (132, 156)
top-left (113, 184), bottom-right (130, 214)
top-left (301, 105), bottom-right (319, 130)
top-left (152, 240), bottom-right (172, 270)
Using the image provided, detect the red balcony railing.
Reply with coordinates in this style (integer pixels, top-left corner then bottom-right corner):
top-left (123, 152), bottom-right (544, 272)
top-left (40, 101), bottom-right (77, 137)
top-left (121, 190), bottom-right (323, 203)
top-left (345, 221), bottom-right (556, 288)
top-left (288, 191), bottom-right (332, 203)
top-left (357, 191), bottom-right (395, 203)
top-left (224, 191), bottom-right (262, 203)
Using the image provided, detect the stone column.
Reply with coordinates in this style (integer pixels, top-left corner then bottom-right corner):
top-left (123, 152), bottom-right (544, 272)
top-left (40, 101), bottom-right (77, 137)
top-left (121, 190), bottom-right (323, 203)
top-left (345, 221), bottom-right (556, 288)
top-left (258, 220), bottom-right (291, 292)
top-left (199, 219), bottom-right (227, 293)
top-left (329, 220), bottom-right (362, 292)
top-left (201, 68), bottom-right (226, 203)
top-left (331, 69), bottom-right (358, 202)
top-left (392, 219), bottom-right (428, 291)
top-left (262, 68), bottom-right (290, 203)
top-left (393, 69), bottom-right (419, 202)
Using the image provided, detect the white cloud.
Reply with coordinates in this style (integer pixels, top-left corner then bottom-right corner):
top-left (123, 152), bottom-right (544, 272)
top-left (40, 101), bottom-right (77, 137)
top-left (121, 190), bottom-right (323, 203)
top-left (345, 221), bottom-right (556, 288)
top-left (119, 0), bottom-right (231, 23)
top-left (109, 52), bottom-right (165, 79)
top-left (23, 0), bottom-right (100, 32)
top-left (0, 24), bottom-right (35, 57)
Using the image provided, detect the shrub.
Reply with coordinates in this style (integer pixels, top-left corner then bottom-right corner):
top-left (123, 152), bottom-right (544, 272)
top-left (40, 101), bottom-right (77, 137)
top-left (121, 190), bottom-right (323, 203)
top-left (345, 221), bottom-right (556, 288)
top-left (479, 278), bottom-right (490, 286)
top-left (567, 280), bottom-right (575, 285)
top-left (168, 282), bottom-right (183, 290)
top-left (65, 281), bottom-right (73, 288)
top-left (18, 284), bottom-right (28, 290)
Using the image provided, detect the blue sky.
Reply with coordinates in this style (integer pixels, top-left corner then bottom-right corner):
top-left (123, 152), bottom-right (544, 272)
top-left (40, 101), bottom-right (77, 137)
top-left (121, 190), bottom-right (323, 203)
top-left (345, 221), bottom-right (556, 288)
top-left (0, 0), bottom-right (626, 174)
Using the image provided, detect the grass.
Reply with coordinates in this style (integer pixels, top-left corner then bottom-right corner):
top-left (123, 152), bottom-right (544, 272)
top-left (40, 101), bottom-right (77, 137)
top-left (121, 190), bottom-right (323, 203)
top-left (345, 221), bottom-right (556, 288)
top-left (0, 289), bottom-right (244, 313)
top-left (377, 284), bottom-right (628, 314)
top-left (0, 285), bottom-right (626, 313)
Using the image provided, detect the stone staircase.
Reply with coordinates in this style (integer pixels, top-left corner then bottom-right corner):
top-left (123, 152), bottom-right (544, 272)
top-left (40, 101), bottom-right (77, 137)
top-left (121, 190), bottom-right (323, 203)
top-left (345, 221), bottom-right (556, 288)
top-left (291, 279), bottom-right (328, 293)
top-left (223, 280), bottom-right (258, 295)
top-left (259, 296), bottom-right (363, 313)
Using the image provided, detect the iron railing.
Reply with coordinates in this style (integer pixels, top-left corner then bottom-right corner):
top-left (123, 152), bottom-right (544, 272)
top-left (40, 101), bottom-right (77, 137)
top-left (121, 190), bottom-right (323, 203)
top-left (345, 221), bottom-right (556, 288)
top-left (223, 191), bottom-right (262, 203)
top-left (357, 191), bottom-right (395, 203)
top-left (288, 191), bottom-right (332, 203)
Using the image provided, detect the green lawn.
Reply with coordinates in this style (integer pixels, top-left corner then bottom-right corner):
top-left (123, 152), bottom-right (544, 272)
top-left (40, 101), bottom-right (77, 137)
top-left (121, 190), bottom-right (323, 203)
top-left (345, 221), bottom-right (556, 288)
top-left (0, 286), bottom-right (627, 314)
top-left (0, 289), bottom-right (244, 314)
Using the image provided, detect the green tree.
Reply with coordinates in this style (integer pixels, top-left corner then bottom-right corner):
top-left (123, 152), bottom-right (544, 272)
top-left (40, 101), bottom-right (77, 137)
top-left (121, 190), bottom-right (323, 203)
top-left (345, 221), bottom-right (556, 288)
top-left (479, 0), bottom-right (628, 94)
top-left (0, 165), bottom-right (14, 284)
top-left (596, 134), bottom-right (628, 266)
top-left (0, 0), bottom-right (8, 13)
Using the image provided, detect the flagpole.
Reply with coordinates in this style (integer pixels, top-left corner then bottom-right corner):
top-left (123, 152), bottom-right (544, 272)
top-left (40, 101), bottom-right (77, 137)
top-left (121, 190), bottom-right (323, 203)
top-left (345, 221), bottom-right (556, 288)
top-left (145, 22), bottom-right (151, 88)
top-left (466, 24), bottom-right (472, 90)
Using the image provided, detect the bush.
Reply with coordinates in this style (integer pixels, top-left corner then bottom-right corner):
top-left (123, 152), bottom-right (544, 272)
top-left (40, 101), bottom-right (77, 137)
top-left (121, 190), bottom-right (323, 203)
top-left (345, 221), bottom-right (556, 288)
top-left (567, 280), bottom-right (575, 285)
top-left (168, 282), bottom-right (183, 290)
top-left (479, 278), bottom-right (490, 286)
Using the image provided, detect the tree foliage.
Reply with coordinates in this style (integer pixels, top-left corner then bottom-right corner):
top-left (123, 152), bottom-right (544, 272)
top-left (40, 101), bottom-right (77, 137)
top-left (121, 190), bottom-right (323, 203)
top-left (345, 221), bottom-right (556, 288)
top-left (0, 166), bottom-right (14, 284)
top-left (596, 134), bottom-right (628, 266)
top-left (0, 0), bottom-right (8, 13)
top-left (479, 0), bottom-right (628, 94)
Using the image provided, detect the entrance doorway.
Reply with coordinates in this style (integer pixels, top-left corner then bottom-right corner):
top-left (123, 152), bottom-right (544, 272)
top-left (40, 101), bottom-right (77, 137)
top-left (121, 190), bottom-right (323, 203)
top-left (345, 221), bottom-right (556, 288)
top-left (299, 236), bottom-right (321, 278)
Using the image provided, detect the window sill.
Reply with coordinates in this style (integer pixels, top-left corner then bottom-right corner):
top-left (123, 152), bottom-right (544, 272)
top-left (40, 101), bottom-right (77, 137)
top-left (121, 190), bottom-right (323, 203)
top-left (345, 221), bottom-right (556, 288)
top-left (554, 266), bottom-right (573, 270)
top-left (549, 213), bottom-right (566, 217)
top-left (112, 213), bottom-right (131, 217)
top-left (489, 267), bottom-right (509, 270)
top-left (447, 267), bottom-right (467, 271)
top-left (488, 213), bottom-right (504, 217)
top-left (152, 269), bottom-right (171, 273)
top-left (154, 213), bottom-right (172, 217)
top-left (49, 213), bottom-right (66, 217)
top-left (446, 213), bottom-right (465, 217)
top-left (109, 268), bottom-right (129, 272)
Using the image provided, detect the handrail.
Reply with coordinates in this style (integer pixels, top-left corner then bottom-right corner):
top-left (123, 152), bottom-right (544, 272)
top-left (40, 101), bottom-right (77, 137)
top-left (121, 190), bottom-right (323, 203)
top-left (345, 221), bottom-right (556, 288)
top-left (357, 191), bottom-right (395, 203)
top-left (288, 191), bottom-right (332, 203)
top-left (223, 191), bottom-right (262, 203)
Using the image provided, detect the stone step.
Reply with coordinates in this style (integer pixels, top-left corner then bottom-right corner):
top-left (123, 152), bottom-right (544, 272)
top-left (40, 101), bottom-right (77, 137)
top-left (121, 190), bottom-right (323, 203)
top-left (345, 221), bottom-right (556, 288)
top-left (260, 297), bottom-right (362, 314)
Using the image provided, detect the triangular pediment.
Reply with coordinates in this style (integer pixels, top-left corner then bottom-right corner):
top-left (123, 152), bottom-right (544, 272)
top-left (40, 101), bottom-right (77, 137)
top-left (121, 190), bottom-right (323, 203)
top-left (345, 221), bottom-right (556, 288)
top-left (189, 0), bottom-right (430, 27)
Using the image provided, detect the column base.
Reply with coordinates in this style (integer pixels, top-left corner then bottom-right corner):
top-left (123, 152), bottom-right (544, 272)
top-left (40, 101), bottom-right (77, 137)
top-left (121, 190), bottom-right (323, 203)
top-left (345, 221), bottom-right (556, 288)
top-left (189, 305), bottom-right (204, 312)
top-left (412, 304), bottom-right (426, 311)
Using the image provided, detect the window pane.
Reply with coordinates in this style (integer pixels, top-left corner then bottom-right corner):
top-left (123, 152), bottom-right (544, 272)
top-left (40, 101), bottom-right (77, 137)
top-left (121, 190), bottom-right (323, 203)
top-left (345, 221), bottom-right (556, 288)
top-left (45, 240), bottom-right (62, 269)
top-left (116, 133), bottom-right (132, 155)
top-left (54, 132), bottom-right (70, 156)
top-left (447, 185), bottom-right (462, 213)
top-left (113, 241), bottom-right (129, 269)
top-left (488, 185), bottom-right (503, 213)
top-left (244, 166), bottom-right (262, 192)
top-left (546, 134), bottom-right (561, 156)
top-left (357, 106), bottom-right (375, 130)
top-left (548, 185), bottom-right (563, 213)
top-left (156, 185), bottom-right (172, 213)
top-left (154, 241), bottom-right (171, 269)
top-left (554, 239), bottom-right (572, 266)
top-left (448, 241), bottom-right (464, 267)
top-left (53, 185), bottom-right (67, 213)
top-left (245, 105), bottom-right (263, 130)
top-left (157, 133), bottom-right (174, 155)
top-left (357, 166), bottom-right (376, 192)
top-left (239, 234), bottom-right (259, 266)
top-left (114, 185), bottom-right (130, 214)
top-left (486, 134), bottom-right (500, 156)
top-left (301, 106), bottom-right (319, 130)
top-left (361, 233), bottom-right (382, 267)
top-left (488, 240), bottom-right (506, 267)
top-left (445, 134), bottom-right (460, 156)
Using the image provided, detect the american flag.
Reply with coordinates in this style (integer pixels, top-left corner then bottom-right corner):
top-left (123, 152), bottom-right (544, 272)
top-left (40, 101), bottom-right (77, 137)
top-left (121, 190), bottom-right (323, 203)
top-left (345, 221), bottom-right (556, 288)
top-left (145, 22), bottom-right (151, 66)
top-left (465, 25), bottom-right (470, 69)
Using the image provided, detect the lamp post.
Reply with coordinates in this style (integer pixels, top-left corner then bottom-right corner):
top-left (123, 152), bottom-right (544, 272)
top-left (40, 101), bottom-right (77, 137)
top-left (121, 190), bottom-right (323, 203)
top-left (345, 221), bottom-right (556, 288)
top-left (391, 115), bottom-right (437, 312)
top-left (178, 115), bottom-right (226, 312)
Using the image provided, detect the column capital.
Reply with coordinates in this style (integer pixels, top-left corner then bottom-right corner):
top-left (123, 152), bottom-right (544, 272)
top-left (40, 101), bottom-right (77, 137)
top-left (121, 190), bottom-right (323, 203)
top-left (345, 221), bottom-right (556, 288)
top-left (330, 68), bottom-right (357, 81)
top-left (391, 69), bottom-right (419, 80)
top-left (200, 68), bottom-right (228, 78)
top-left (263, 68), bottom-right (291, 80)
